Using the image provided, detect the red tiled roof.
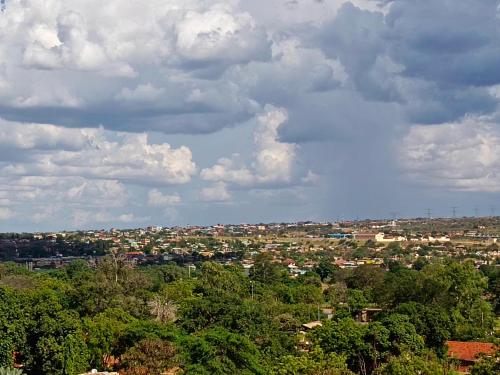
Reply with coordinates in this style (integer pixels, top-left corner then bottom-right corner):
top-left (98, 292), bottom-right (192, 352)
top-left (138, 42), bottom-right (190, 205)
top-left (447, 341), bottom-right (497, 362)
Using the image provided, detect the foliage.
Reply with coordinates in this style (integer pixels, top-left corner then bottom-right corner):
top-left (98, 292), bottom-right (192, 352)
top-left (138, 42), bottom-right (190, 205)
top-left (119, 338), bottom-right (178, 375)
top-left (272, 347), bottom-right (354, 375)
top-left (182, 327), bottom-right (264, 374)
top-left (0, 258), bottom-right (495, 374)
top-left (0, 368), bottom-right (24, 375)
top-left (315, 259), bottom-right (337, 282)
top-left (470, 350), bottom-right (500, 375)
top-left (374, 352), bottom-right (457, 375)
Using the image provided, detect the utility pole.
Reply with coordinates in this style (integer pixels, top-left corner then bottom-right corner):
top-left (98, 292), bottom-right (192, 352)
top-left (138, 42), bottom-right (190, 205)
top-left (452, 206), bottom-right (458, 219)
top-left (474, 206), bottom-right (479, 218)
top-left (490, 205), bottom-right (496, 217)
top-left (425, 208), bottom-right (432, 220)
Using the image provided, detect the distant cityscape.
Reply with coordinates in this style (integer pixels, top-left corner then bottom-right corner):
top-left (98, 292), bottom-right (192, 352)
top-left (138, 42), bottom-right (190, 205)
top-left (2, 216), bottom-right (499, 272)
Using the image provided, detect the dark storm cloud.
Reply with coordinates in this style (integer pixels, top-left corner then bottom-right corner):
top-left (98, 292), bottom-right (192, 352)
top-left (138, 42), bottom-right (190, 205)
top-left (314, 0), bottom-right (500, 124)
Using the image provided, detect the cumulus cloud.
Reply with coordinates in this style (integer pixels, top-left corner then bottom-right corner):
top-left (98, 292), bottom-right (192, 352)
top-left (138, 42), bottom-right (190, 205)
top-left (401, 116), bottom-right (500, 192)
top-left (0, 176), bottom-right (128, 208)
top-left (253, 108), bottom-right (297, 183)
top-left (0, 118), bottom-right (96, 151)
top-left (148, 189), bottom-right (181, 207)
top-left (201, 106), bottom-right (306, 188)
top-left (0, 0), bottom-right (270, 132)
top-left (0, 121), bottom-right (197, 185)
top-left (199, 182), bottom-right (232, 202)
top-left (174, 4), bottom-right (270, 67)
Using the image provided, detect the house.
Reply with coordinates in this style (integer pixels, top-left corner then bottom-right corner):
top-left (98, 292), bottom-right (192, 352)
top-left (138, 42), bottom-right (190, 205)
top-left (302, 321), bottom-right (323, 330)
top-left (447, 341), bottom-right (497, 373)
top-left (427, 235), bottom-right (451, 243)
top-left (375, 233), bottom-right (407, 243)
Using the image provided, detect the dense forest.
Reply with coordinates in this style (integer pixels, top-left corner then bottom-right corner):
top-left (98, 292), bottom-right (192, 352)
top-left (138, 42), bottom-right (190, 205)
top-left (0, 255), bottom-right (498, 374)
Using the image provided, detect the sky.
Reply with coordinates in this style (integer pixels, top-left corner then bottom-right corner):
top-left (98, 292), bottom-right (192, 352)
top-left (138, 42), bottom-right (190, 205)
top-left (1, 0), bottom-right (500, 231)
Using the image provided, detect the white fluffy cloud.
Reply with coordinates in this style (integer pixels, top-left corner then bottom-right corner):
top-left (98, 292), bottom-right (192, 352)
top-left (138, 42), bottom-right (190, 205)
top-left (201, 106), bottom-right (304, 188)
top-left (0, 0), bottom-right (271, 133)
top-left (253, 108), bottom-right (296, 183)
top-left (0, 121), bottom-right (197, 185)
top-left (175, 4), bottom-right (270, 65)
top-left (0, 118), bottom-right (96, 151)
top-left (11, 0), bottom-right (269, 72)
top-left (0, 176), bottom-right (128, 208)
top-left (199, 182), bottom-right (232, 202)
top-left (0, 118), bottom-right (196, 228)
top-left (401, 116), bottom-right (500, 192)
top-left (148, 189), bottom-right (181, 207)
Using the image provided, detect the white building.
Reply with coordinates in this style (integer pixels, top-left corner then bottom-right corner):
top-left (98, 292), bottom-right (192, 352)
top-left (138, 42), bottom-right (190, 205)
top-left (375, 233), bottom-right (407, 243)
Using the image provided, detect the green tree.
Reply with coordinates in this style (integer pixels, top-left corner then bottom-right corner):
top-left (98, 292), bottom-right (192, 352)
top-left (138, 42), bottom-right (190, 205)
top-left (315, 259), bottom-right (337, 282)
top-left (0, 288), bottom-right (26, 367)
top-left (311, 318), bottom-right (368, 372)
top-left (272, 347), bottom-right (354, 375)
top-left (250, 253), bottom-right (283, 285)
top-left (391, 302), bottom-right (452, 354)
top-left (84, 308), bottom-right (136, 369)
top-left (183, 328), bottom-right (264, 374)
top-left (25, 310), bottom-right (89, 375)
top-left (347, 289), bottom-right (368, 316)
top-left (380, 314), bottom-right (425, 356)
top-left (470, 350), bottom-right (500, 375)
top-left (374, 352), bottom-right (457, 375)
top-left (120, 338), bottom-right (178, 375)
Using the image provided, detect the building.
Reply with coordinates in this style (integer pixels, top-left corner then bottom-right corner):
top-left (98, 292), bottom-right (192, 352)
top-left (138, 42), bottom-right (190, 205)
top-left (328, 233), bottom-right (353, 239)
top-left (353, 232), bottom-right (376, 241)
top-left (447, 341), bottom-right (497, 373)
top-left (427, 235), bottom-right (451, 242)
top-left (302, 321), bottom-right (323, 330)
top-left (375, 233), bottom-right (407, 243)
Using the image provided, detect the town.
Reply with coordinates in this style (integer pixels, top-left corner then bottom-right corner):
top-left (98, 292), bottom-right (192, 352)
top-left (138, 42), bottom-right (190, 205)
top-left (2, 216), bottom-right (499, 272)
